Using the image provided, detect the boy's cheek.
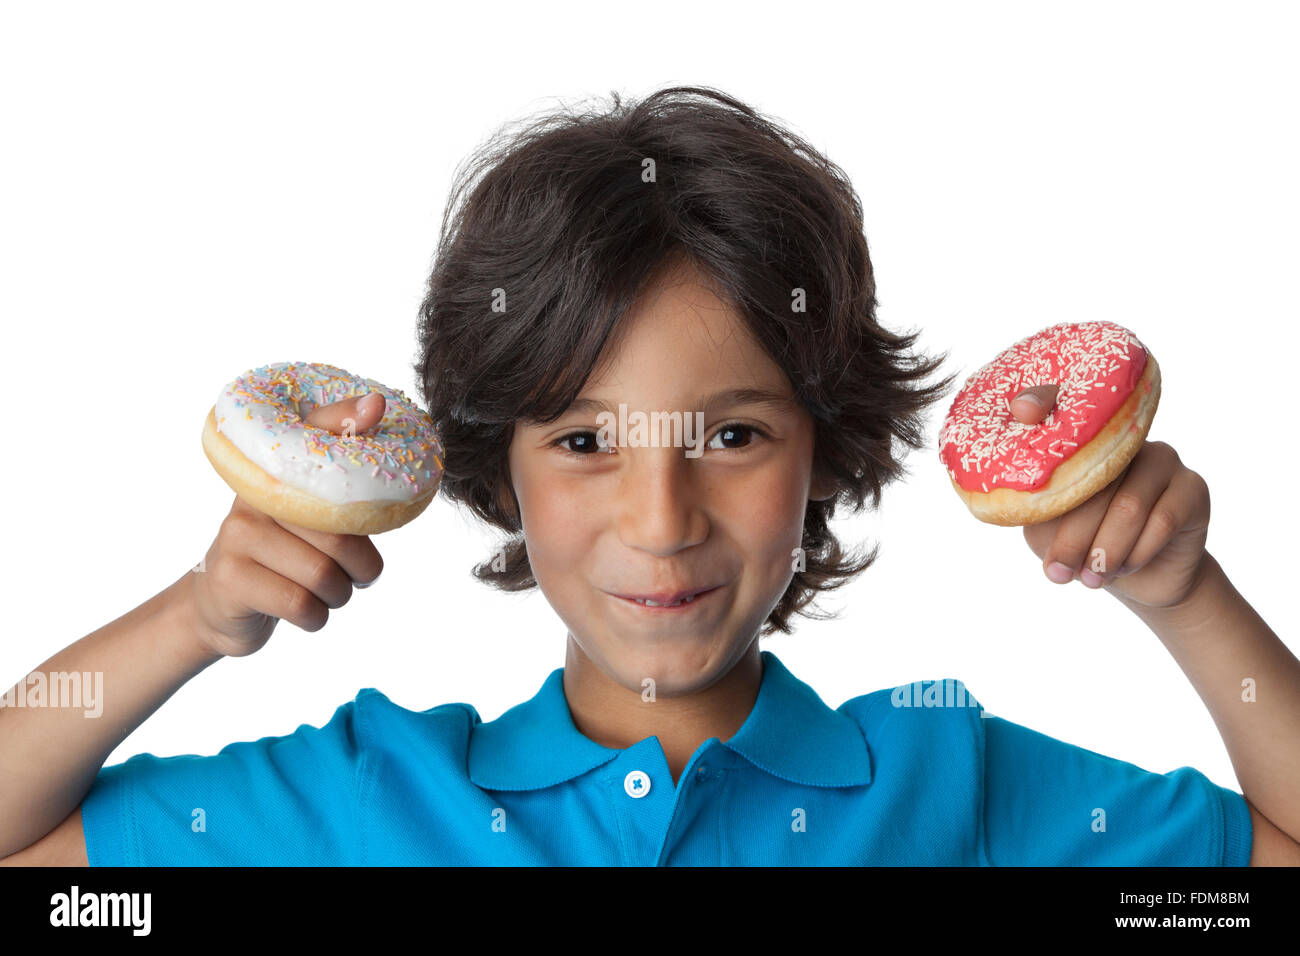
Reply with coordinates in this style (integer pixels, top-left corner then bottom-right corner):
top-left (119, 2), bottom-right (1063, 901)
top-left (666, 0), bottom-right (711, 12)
top-left (717, 493), bottom-right (807, 594)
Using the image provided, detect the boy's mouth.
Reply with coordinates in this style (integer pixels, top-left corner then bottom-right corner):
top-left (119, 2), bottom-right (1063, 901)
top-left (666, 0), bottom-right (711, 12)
top-left (611, 584), bottom-right (722, 609)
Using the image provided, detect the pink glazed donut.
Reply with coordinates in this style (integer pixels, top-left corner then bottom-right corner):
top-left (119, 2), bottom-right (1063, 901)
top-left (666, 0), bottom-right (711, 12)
top-left (937, 321), bottom-right (1160, 526)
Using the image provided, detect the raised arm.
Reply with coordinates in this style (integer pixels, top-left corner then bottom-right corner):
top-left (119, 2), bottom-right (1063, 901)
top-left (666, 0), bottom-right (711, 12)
top-left (0, 393), bottom-right (386, 863)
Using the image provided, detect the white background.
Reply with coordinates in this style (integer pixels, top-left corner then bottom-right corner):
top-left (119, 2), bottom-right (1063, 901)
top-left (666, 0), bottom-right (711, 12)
top-left (2, 1), bottom-right (1295, 802)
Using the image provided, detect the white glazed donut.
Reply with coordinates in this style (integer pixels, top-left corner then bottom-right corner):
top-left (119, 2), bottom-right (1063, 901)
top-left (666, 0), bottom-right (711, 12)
top-left (201, 361), bottom-right (443, 534)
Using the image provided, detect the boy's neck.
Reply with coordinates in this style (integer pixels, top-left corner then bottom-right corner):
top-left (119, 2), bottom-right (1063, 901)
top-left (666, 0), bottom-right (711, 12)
top-left (561, 639), bottom-right (764, 787)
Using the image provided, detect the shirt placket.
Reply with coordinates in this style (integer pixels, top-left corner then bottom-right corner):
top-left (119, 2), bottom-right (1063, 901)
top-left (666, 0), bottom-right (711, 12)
top-left (598, 735), bottom-right (731, 865)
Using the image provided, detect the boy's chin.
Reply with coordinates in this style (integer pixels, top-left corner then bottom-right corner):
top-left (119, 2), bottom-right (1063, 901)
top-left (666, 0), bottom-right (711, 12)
top-left (598, 639), bottom-right (747, 697)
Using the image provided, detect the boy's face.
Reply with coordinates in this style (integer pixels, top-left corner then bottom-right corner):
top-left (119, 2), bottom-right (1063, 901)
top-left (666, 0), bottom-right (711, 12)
top-left (505, 261), bottom-right (835, 697)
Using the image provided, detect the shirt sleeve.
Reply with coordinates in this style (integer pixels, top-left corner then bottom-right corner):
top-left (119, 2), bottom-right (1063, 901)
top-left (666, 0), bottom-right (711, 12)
top-left (981, 714), bottom-right (1252, 866)
top-left (80, 696), bottom-right (367, 865)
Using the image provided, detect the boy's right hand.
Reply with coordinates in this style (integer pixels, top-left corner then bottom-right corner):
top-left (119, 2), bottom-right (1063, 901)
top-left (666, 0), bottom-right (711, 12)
top-left (188, 391), bottom-right (388, 660)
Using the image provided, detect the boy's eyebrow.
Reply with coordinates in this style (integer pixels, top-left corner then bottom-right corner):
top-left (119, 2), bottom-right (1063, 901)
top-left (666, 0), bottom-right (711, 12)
top-left (564, 387), bottom-right (796, 416)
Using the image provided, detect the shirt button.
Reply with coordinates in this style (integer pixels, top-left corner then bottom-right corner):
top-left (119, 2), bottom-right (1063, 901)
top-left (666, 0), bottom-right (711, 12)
top-left (623, 770), bottom-right (651, 798)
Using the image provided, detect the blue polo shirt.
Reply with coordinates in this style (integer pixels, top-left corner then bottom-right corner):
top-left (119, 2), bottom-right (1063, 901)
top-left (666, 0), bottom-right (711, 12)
top-left (80, 650), bottom-right (1251, 865)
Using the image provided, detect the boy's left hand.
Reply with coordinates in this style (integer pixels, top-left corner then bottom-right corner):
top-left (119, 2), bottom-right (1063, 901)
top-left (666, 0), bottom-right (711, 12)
top-left (1011, 385), bottom-right (1211, 610)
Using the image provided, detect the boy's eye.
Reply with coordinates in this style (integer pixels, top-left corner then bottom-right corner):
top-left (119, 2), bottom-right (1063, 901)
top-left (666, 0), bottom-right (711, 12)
top-left (705, 423), bottom-right (761, 450)
top-left (552, 422), bottom-right (764, 456)
top-left (555, 430), bottom-right (615, 455)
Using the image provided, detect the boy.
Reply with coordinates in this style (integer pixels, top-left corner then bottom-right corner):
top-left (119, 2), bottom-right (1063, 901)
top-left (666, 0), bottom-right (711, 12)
top-left (3, 86), bottom-right (1297, 865)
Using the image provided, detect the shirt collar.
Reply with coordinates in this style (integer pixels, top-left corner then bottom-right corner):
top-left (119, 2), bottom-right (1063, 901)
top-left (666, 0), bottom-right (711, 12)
top-left (467, 649), bottom-right (872, 790)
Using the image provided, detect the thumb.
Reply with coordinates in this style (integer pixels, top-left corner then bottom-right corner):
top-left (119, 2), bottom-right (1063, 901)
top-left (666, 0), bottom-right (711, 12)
top-left (304, 390), bottom-right (385, 436)
top-left (1010, 383), bottom-right (1059, 425)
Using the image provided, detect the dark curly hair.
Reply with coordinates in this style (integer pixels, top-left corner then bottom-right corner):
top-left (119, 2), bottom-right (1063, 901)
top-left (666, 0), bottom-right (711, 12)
top-left (415, 85), bottom-right (957, 636)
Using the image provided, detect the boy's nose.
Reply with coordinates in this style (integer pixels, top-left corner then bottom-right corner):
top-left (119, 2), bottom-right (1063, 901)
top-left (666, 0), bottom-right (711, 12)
top-left (614, 452), bottom-right (709, 556)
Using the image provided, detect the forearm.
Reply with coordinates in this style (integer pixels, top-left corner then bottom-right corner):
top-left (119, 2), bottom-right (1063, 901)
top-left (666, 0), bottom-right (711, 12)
top-left (1113, 550), bottom-right (1300, 841)
top-left (0, 571), bottom-right (223, 857)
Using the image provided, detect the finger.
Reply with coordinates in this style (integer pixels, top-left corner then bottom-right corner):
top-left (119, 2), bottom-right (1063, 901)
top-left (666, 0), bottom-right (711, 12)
top-left (1079, 444), bottom-right (1175, 587)
top-left (1022, 512), bottom-right (1061, 559)
top-left (240, 520), bottom-right (358, 610)
top-left (1010, 383), bottom-right (1059, 425)
top-left (232, 555), bottom-right (330, 632)
top-left (1117, 467), bottom-right (1209, 577)
top-left (229, 496), bottom-right (384, 587)
top-left (268, 515), bottom-right (384, 587)
top-left (1041, 468), bottom-right (1125, 584)
top-left (304, 390), bottom-right (385, 435)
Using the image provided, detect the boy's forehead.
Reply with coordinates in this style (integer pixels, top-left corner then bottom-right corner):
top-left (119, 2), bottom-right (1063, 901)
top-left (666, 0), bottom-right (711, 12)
top-left (513, 258), bottom-right (798, 426)
top-left (590, 280), bottom-right (785, 393)
top-left (562, 386), bottom-right (797, 417)
top-left (577, 329), bottom-right (792, 415)
top-left (626, 263), bottom-right (740, 334)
